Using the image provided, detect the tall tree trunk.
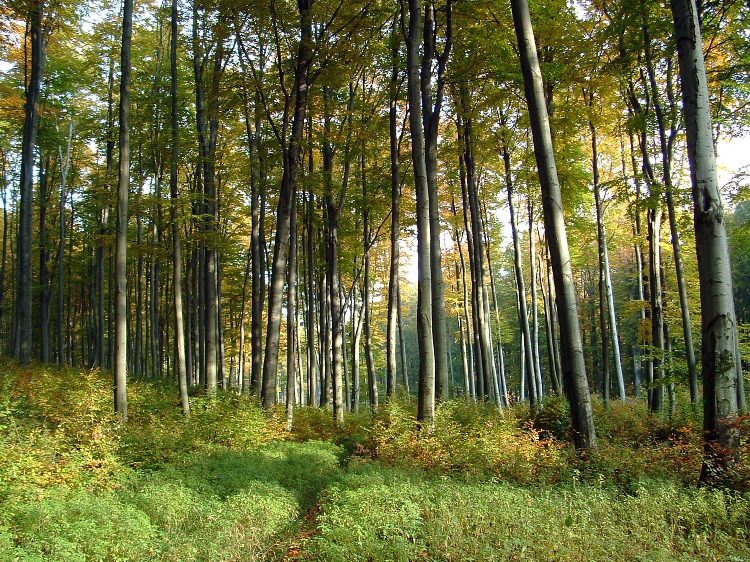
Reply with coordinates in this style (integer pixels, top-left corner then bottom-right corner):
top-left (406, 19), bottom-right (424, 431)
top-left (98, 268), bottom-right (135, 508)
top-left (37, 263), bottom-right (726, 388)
top-left (643, 22), bottom-right (699, 406)
top-left (404, 0), bottom-right (435, 423)
top-left (386, 20), bottom-right (401, 399)
top-left (56, 122), bottom-right (73, 364)
top-left (171, 0), bottom-right (189, 414)
top-left (38, 155), bottom-right (51, 363)
top-left (351, 273), bottom-right (362, 411)
top-left (306, 189), bottom-right (318, 406)
top-left (671, 0), bottom-right (740, 480)
top-left (460, 111), bottom-right (496, 403)
top-left (114, 0), bottom-right (134, 420)
top-left (421, 0), bottom-right (452, 403)
top-left (500, 137), bottom-right (536, 407)
top-left (511, 0), bottom-right (596, 449)
top-left (286, 200), bottom-right (298, 429)
top-left (16, 0), bottom-right (44, 364)
top-left (648, 207), bottom-right (664, 412)
top-left (262, 0), bottom-right (313, 407)
top-left (362, 154), bottom-right (378, 412)
top-left (528, 200), bottom-right (543, 400)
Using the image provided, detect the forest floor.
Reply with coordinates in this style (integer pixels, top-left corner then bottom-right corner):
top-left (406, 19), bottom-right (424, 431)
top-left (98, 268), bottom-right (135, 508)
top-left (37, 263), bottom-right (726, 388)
top-left (1, 360), bottom-right (749, 561)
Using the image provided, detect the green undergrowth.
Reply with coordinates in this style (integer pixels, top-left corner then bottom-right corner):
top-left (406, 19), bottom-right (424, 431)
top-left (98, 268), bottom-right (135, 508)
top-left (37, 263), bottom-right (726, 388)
top-left (1, 359), bottom-right (749, 561)
top-left (306, 462), bottom-right (750, 561)
top-left (0, 361), bottom-right (343, 561)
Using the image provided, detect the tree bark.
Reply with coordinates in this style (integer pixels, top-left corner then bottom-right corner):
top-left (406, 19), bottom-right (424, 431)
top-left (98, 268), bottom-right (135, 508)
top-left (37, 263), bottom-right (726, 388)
top-left (404, 0), bottom-right (435, 424)
top-left (114, 0), bottom-right (134, 421)
top-left (670, 0), bottom-right (740, 481)
top-left (386, 19), bottom-right (401, 399)
top-left (56, 122), bottom-right (73, 364)
top-left (262, 0), bottom-right (313, 408)
top-left (171, 0), bottom-right (189, 415)
top-left (511, 0), bottom-right (596, 449)
top-left (16, 0), bottom-right (44, 364)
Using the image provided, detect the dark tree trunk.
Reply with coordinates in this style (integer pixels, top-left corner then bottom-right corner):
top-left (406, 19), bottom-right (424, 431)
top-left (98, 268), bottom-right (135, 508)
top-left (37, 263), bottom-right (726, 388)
top-left (17, 0), bottom-right (45, 364)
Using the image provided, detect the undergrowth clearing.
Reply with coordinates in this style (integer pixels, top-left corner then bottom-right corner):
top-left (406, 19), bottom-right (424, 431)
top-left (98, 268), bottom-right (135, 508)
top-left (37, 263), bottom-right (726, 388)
top-left (1, 360), bottom-right (748, 561)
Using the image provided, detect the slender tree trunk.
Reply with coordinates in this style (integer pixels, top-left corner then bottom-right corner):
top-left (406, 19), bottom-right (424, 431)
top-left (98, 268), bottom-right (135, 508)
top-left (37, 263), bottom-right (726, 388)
top-left (56, 122), bottom-right (73, 364)
top-left (351, 274), bottom-right (362, 411)
top-left (538, 249), bottom-right (560, 393)
top-left (38, 156), bottom-right (51, 363)
top-left (404, 0), bottom-right (435, 424)
top-left (643, 24), bottom-right (699, 406)
top-left (511, 0), bottom-right (596, 449)
top-left (171, 0), bottom-right (189, 414)
top-left (363, 169), bottom-right (378, 412)
top-left (262, 0), bottom-right (313, 407)
top-left (16, 0), bottom-right (45, 364)
top-left (422, 0), bottom-right (452, 403)
top-left (386, 21), bottom-right (401, 399)
top-left (306, 190), bottom-right (318, 406)
top-left (114, 0), bottom-right (134, 420)
top-left (528, 200), bottom-right (543, 400)
top-left (671, 0), bottom-right (740, 480)
top-left (501, 139), bottom-right (536, 407)
top-left (286, 200), bottom-right (298, 430)
top-left (648, 207), bottom-right (664, 411)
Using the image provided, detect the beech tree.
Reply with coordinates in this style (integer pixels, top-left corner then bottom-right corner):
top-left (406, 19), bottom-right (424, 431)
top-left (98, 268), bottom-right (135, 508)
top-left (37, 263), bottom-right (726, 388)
top-left (670, 0), bottom-right (741, 481)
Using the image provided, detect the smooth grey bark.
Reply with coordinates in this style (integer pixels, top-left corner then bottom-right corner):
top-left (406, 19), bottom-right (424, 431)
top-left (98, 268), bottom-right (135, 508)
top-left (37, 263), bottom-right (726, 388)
top-left (386, 20), bottom-right (401, 399)
top-left (588, 108), bottom-right (625, 402)
top-left (262, 0), bottom-right (313, 408)
top-left (114, 0), bottom-right (134, 421)
top-left (38, 156), bottom-right (51, 363)
top-left (594, 173), bottom-right (611, 407)
top-left (17, 0), bottom-right (44, 364)
top-left (642, 23), bottom-right (699, 406)
top-left (451, 197), bottom-right (474, 400)
top-left (500, 136), bottom-right (536, 407)
top-left (235, 30), bottom-right (266, 396)
top-left (171, 0), bottom-right (189, 415)
top-left (397, 281), bottom-right (409, 394)
top-left (460, 111), bottom-right (496, 403)
top-left (457, 128), bottom-right (484, 400)
top-left (362, 150), bottom-right (378, 412)
top-left (511, 0), bottom-right (596, 449)
top-left (0, 151), bottom-right (8, 347)
top-left (351, 271), bottom-right (362, 412)
top-left (322, 83), bottom-right (353, 424)
top-left (97, 57), bottom-right (115, 371)
top-left (56, 121), bottom-right (73, 364)
top-left (670, 0), bottom-right (740, 480)
top-left (286, 200), bottom-right (298, 430)
top-left (627, 127), bottom-right (649, 397)
top-left (528, 200), bottom-right (543, 399)
top-left (136, 178), bottom-right (144, 377)
top-left (403, 0), bottom-right (435, 424)
top-left (238, 245), bottom-right (251, 391)
top-left (420, 0), bottom-right (452, 403)
top-left (648, 206), bottom-right (665, 412)
top-left (537, 249), bottom-right (560, 393)
top-left (479, 199), bottom-right (509, 403)
top-left (306, 189), bottom-right (318, 406)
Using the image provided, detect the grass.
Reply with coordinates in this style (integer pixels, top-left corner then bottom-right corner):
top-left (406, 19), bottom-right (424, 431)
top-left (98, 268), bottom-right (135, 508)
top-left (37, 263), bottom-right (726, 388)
top-left (0, 359), bottom-right (748, 561)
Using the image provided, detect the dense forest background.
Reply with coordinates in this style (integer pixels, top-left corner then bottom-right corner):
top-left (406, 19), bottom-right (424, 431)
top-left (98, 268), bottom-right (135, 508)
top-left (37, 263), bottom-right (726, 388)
top-left (0, 0), bottom-right (749, 466)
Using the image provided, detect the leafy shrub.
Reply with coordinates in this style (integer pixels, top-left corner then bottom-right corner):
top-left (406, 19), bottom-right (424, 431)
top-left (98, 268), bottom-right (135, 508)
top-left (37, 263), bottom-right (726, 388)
top-left (308, 464), bottom-right (750, 562)
top-left (5, 488), bottom-right (156, 561)
top-left (360, 398), bottom-right (572, 484)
